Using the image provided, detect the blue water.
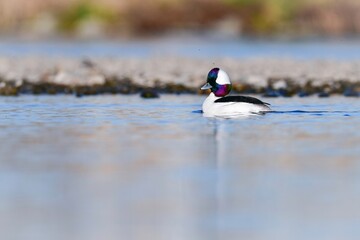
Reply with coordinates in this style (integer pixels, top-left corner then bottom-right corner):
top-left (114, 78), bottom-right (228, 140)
top-left (1, 95), bottom-right (360, 240)
top-left (1, 39), bottom-right (360, 59)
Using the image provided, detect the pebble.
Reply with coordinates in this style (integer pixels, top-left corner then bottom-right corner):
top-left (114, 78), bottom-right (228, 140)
top-left (318, 92), bottom-right (330, 98)
top-left (0, 56), bottom-right (360, 96)
top-left (140, 89), bottom-right (160, 98)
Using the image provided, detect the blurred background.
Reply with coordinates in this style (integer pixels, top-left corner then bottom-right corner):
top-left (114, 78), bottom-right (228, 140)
top-left (1, 0), bottom-right (360, 40)
top-left (2, 1), bottom-right (360, 240)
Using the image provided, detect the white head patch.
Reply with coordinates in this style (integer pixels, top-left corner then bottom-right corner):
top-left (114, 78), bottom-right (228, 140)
top-left (216, 69), bottom-right (231, 85)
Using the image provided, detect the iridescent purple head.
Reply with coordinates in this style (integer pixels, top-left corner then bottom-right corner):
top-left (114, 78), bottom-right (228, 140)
top-left (201, 68), bottom-right (232, 97)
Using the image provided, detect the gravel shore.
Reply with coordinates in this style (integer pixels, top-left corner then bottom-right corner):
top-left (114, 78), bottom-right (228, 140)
top-left (1, 56), bottom-right (360, 97)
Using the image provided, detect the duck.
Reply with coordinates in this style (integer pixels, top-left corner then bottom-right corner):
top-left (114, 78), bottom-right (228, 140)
top-left (201, 68), bottom-right (271, 117)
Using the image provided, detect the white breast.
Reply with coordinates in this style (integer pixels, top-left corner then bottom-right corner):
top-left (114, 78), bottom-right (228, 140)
top-left (202, 93), bottom-right (271, 117)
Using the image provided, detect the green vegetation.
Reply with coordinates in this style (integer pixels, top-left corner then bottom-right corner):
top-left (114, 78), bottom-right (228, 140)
top-left (57, 1), bottom-right (117, 32)
top-left (0, 0), bottom-right (359, 38)
top-left (224, 0), bottom-right (312, 35)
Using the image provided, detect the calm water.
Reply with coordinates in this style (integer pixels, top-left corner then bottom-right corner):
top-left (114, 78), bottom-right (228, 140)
top-left (1, 95), bottom-right (360, 240)
top-left (2, 39), bottom-right (360, 59)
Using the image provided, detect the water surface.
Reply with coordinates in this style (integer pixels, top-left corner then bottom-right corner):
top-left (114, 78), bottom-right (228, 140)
top-left (1, 95), bottom-right (360, 240)
top-left (2, 39), bottom-right (360, 59)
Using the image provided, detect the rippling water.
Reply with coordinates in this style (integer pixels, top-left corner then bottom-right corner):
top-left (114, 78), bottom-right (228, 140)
top-left (1, 95), bottom-right (360, 240)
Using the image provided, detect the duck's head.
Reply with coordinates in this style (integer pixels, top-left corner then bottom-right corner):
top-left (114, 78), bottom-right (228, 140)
top-left (201, 68), bottom-right (232, 97)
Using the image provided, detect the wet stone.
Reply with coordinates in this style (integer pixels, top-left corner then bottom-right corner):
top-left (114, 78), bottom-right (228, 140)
top-left (161, 83), bottom-right (196, 94)
top-left (318, 92), bottom-right (330, 98)
top-left (232, 83), bottom-right (258, 94)
top-left (140, 89), bottom-right (160, 98)
top-left (262, 88), bottom-right (280, 98)
top-left (0, 82), bottom-right (19, 96)
top-left (1, 57), bottom-right (360, 97)
top-left (343, 88), bottom-right (359, 97)
top-left (277, 88), bottom-right (294, 97)
top-left (298, 91), bottom-right (312, 97)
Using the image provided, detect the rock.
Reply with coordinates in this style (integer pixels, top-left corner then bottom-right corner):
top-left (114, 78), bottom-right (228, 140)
top-left (344, 88), bottom-right (359, 97)
top-left (0, 56), bottom-right (360, 97)
top-left (140, 89), bottom-right (160, 98)
top-left (262, 88), bottom-right (280, 98)
top-left (318, 92), bottom-right (330, 97)
top-left (0, 82), bottom-right (19, 96)
top-left (298, 91), bottom-right (311, 97)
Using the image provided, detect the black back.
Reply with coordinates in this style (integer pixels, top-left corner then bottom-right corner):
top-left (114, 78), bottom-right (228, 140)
top-left (215, 95), bottom-right (270, 106)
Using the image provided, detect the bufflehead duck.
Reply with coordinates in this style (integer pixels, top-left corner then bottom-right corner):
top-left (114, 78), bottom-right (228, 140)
top-left (201, 68), bottom-right (271, 117)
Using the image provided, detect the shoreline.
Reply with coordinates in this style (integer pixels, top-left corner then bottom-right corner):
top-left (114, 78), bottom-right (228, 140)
top-left (1, 57), bottom-right (360, 97)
